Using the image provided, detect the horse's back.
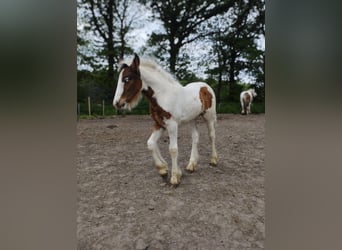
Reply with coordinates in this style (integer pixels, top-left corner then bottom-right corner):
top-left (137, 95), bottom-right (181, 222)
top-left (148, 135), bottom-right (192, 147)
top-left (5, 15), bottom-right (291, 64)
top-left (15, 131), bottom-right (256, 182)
top-left (183, 81), bottom-right (216, 118)
top-left (184, 82), bottom-right (216, 100)
top-left (240, 90), bottom-right (252, 103)
top-left (185, 81), bottom-right (214, 92)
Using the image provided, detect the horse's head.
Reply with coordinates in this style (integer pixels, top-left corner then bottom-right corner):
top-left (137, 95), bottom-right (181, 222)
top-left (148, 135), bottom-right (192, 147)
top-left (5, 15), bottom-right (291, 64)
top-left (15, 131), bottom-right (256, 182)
top-left (251, 88), bottom-right (257, 97)
top-left (113, 54), bottom-right (143, 110)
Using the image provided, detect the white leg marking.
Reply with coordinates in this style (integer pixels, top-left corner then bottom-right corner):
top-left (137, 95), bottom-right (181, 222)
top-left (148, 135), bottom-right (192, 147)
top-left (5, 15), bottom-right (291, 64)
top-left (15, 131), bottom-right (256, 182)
top-left (147, 129), bottom-right (168, 176)
top-left (207, 120), bottom-right (218, 166)
top-left (186, 122), bottom-right (199, 172)
top-left (166, 121), bottom-right (181, 185)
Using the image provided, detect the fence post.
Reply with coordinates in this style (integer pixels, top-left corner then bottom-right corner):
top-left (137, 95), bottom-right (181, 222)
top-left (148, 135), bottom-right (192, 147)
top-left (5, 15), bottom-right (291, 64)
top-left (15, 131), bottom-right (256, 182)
top-left (102, 100), bottom-right (105, 116)
top-left (88, 96), bottom-right (91, 116)
top-left (77, 103), bottom-right (80, 121)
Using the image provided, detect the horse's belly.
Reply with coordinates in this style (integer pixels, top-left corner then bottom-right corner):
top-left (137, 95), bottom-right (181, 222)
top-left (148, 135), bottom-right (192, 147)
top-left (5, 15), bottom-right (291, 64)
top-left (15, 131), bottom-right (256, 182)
top-left (175, 97), bottom-right (203, 123)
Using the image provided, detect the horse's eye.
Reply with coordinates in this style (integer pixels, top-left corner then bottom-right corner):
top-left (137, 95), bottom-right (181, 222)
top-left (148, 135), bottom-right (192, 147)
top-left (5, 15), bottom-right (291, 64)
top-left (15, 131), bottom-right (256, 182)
top-left (123, 77), bottom-right (130, 84)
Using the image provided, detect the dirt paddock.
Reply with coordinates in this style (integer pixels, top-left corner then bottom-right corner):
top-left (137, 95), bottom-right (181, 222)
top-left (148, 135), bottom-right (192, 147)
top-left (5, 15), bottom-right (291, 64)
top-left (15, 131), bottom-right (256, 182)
top-left (77, 114), bottom-right (265, 249)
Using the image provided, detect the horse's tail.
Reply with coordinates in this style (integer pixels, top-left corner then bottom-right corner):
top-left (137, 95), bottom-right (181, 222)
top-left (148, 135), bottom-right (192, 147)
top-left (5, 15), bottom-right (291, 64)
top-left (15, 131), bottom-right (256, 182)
top-left (242, 92), bottom-right (251, 115)
top-left (243, 100), bottom-right (248, 115)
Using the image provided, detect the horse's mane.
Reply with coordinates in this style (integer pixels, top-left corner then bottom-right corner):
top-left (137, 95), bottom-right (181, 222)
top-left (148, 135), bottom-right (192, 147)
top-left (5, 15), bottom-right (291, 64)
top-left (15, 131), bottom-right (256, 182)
top-left (119, 57), bottom-right (181, 87)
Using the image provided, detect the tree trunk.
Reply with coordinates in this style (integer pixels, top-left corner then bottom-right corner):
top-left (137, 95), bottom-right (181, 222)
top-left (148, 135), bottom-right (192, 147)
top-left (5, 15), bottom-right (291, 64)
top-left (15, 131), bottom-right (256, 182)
top-left (169, 45), bottom-right (177, 74)
top-left (227, 51), bottom-right (237, 102)
top-left (119, 40), bottom-right (125, 61)
top-left (119, 17), bottom-right (125, 60)
top-left (107, 49), bottom-right (114, 80)
top-left (107, 0), bottom-right (115, 80)
top-left (169, 39), bottom-right (181, 74)
top-left (228, 51), bottom-right (236, 85)
top-left (216, 70), bottom-right (223, 104)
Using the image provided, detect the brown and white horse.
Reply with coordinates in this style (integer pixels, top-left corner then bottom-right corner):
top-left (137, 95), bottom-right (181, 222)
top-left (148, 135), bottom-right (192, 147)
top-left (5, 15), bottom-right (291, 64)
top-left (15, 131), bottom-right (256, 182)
top-left (240, 88), bottom-right (257, 115)
top-left (113, 54), bottom-right (218, 186)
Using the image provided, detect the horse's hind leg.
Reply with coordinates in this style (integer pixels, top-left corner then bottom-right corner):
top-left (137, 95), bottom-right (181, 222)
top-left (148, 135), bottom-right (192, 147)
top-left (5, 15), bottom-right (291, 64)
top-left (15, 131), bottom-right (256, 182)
top-left (241, 99), bottom-right (245, 114)
top-left (147, 128), bottom-right (168, 177)
top-left (247, 102), bottom-right (251, 114)
top-left (204, 112), bottom-right (218, 166)
top-left (186, 121), bottom-right (199, 172)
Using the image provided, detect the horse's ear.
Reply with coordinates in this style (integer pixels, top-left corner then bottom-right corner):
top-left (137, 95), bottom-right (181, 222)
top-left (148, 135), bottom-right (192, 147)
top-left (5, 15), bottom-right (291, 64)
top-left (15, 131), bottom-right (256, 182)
top-left (131, 53), bottom-right (140, 71)
top-left (118, 63), bottom-right (129, 73)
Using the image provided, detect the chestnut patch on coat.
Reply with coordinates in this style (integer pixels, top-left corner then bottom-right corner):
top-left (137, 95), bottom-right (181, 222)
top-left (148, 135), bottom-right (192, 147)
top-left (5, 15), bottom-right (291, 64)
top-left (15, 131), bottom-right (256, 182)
top-left (243, 92), bottom-right (251, 104)
top-left (119, 66), bottom-right (142, 104)
top-left (142, 87), bottom-right (171, 129)
top-left (199, 87), bottom-right (213, 111)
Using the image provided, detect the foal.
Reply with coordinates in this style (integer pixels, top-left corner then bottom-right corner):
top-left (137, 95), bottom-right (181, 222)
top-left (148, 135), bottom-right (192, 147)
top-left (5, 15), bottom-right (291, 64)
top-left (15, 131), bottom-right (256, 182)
top-left (240, 88), bottom-right (257, 115)
top-left (113, 54), bottom-right (217, 186)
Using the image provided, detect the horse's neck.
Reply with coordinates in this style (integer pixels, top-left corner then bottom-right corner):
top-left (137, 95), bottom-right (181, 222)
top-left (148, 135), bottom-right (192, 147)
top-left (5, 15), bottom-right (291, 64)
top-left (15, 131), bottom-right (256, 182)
top-left (140, 67), bottom-right (182, 95)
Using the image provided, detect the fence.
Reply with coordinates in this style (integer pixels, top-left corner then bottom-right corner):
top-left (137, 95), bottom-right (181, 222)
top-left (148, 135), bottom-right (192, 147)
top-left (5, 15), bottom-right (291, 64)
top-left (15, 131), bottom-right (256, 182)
top-left (77, 96), bottom-right (265, 118)
top-left (77, 97), bottom-right (150, 118)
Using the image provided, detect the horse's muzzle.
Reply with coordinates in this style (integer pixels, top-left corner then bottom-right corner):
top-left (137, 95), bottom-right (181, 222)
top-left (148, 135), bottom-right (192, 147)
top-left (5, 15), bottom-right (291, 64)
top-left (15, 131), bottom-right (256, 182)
top-left (114, 101), bottom-right (125, 110)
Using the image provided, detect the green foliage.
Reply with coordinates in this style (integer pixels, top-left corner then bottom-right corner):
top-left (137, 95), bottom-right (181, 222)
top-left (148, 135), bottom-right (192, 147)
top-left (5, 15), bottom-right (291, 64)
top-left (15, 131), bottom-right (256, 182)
top-left (78, 114), bottom-right (99, 119)
top-left (228, 83), bottom-right (244, 102)
top-left (78, 69), bottom-right (119, 104)
top-left (217, 102), bottom-right (265, 114)
top-left (216, 102), bottom-right (241, 114)
top-left (77, 98), bottom-right (265, 118)
top-left (179, 74), bottom-right (204, 86)
top-left (204, 0), bottom-right (265, 86)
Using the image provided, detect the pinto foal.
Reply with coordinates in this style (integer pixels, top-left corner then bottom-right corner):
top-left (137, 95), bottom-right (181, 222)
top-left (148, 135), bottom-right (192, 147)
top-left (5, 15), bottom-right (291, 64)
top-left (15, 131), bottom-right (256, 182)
top-left (240, 88), bottom-right (257, 115)
top-left (113, 54), bottom-right (217, 186)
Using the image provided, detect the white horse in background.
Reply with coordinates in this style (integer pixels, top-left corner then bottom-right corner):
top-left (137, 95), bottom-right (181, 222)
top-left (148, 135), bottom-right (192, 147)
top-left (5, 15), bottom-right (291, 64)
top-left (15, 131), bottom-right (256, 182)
top-left (113, 54), bottom-right (218, 186)
top-left (240, 88), bottom-right (257, 115)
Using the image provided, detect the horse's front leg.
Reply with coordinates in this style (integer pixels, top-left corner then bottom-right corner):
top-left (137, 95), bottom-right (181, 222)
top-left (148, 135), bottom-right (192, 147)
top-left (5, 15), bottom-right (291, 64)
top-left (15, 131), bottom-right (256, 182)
top-left (186, 121), bottom-right (199, 172)
top-left (147, 128), bottom-right (168, 177)
top-left (166, 120), bottom-right (181, 185)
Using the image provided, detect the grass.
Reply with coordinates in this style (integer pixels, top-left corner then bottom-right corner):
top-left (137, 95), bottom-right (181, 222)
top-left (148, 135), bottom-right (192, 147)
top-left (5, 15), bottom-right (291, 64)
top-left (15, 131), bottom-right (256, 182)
top-left (77, 100), bottom-right (265, 118)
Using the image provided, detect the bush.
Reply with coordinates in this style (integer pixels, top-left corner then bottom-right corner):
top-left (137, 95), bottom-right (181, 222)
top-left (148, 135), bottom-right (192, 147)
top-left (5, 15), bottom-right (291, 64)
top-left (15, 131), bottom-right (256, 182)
top-left (77, 97), bottom-right (150, 117)
top-left (216, 101), bottom-right (265, 114)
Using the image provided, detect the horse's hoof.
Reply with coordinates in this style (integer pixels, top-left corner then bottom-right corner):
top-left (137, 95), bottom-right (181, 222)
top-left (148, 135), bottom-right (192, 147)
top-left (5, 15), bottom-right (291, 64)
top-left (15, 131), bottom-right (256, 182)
top-left (186, 162), bottom-right (197, 172)
top-left (158, 168), bottom-right (168, 176)
top-left (160, 173), bottom-right (168, 180)
top-left (210, 157), bottom-right (218, 166)
top-left (157, 165), bottom-right (168, 177)
top-left (170, 174), bottom-right (181, 186)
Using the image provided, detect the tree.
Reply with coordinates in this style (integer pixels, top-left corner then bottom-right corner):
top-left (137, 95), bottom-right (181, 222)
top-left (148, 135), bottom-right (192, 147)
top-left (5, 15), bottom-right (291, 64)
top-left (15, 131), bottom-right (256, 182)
top-left (206, 0), bottom-right (265, 103)
top-left (147, 0), bottom-right (235, 75)
top-left (78, 0), bottom-right (146, 102)
top-left (79, 0), bottom-right (140, 79)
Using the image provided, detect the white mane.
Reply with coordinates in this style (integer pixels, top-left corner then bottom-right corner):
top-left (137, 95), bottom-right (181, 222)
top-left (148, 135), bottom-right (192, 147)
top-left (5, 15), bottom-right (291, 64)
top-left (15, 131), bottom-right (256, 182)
top-left (119, 57), bottom-right (181, 87)
top-left (248, 88), bottom-right (257, 97)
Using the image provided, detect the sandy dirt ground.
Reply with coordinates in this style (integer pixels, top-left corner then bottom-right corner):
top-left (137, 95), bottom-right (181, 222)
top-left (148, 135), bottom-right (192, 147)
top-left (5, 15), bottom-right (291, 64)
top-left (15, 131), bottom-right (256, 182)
top-left (77, 114), bottom-right (265, 249)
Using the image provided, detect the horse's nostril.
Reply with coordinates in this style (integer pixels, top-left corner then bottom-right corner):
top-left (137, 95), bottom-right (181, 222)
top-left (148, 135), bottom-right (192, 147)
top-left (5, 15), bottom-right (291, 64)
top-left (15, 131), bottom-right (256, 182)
top-left (115, 101), bottom-right (124, 109)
